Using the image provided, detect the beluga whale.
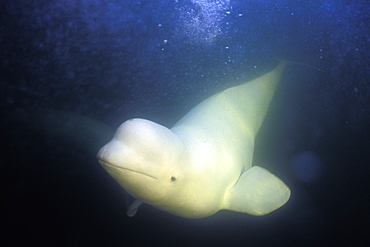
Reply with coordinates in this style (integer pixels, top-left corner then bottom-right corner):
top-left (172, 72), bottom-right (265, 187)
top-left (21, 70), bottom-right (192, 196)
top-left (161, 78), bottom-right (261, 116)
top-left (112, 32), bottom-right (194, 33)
top-left (98, 61), bottom-right (291, 218)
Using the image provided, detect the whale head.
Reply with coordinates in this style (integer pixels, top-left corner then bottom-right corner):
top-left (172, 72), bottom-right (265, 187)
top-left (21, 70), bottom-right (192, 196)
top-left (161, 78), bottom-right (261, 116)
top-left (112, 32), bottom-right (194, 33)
top-left (97, 118), bottom-right (185, 205)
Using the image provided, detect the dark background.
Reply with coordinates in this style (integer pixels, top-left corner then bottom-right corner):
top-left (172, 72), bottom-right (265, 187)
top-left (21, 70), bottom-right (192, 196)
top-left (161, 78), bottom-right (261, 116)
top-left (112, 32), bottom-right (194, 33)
top-left (1, 0), bottom-right (369, 246)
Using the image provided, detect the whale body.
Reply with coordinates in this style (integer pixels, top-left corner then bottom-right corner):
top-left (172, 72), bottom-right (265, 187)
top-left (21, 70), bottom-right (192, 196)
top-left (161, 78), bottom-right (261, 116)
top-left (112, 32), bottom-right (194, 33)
top-left (98, 61), bottom-right (291, 218)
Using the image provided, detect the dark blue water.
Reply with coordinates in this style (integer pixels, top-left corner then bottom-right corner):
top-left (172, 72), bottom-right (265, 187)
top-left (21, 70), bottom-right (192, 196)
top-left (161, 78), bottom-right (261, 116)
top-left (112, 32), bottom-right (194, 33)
top-left (1, 0), bottom-right (369, 246)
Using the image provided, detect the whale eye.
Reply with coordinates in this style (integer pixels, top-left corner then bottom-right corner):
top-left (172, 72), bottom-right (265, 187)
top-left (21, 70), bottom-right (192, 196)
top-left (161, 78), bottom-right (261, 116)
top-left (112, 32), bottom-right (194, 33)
top-left (171, 176), bottom-right (177, 182)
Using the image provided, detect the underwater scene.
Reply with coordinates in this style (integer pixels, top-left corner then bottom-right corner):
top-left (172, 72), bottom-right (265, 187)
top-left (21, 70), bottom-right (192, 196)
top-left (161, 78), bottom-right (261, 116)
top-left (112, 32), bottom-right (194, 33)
top-left (1, 0), bottom-right (369, 246)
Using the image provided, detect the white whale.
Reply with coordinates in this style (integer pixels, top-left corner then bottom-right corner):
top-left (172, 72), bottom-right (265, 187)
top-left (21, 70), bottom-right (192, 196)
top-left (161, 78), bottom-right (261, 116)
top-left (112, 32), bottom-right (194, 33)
top-left (98, 61), bottom-right (291, 218)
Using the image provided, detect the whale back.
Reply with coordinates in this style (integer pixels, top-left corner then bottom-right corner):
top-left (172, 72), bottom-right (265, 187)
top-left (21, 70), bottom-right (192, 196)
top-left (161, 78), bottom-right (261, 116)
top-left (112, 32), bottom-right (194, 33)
top-left (171, 61), bottom-right (288, 170)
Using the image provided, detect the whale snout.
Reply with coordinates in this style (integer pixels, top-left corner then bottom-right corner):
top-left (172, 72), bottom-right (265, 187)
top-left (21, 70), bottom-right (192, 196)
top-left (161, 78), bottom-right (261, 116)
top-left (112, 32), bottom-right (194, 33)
top-left (97, 146), bottom-right (108, 163)
top-left (97, 144), bottom-right (117, 169)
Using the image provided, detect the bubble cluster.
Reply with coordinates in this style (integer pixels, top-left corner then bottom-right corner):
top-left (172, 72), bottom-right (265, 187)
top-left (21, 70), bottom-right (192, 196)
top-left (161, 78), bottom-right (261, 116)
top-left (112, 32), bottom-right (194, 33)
top-left (177, 0), bottom-right (230, 44)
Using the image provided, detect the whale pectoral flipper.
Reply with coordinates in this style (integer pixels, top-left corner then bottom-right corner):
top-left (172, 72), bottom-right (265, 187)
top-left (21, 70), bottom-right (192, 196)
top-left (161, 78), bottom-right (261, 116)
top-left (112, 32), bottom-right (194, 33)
top-left (225, 166), bottom-right (291, 216)
top-left (127, 200), bottom-right (143, 217)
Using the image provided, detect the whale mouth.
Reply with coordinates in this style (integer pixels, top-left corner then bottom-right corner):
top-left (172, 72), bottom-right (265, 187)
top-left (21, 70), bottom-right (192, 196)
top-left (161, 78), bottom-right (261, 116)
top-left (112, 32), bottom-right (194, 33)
top-left (99, 159), bottom-right (158, 180)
